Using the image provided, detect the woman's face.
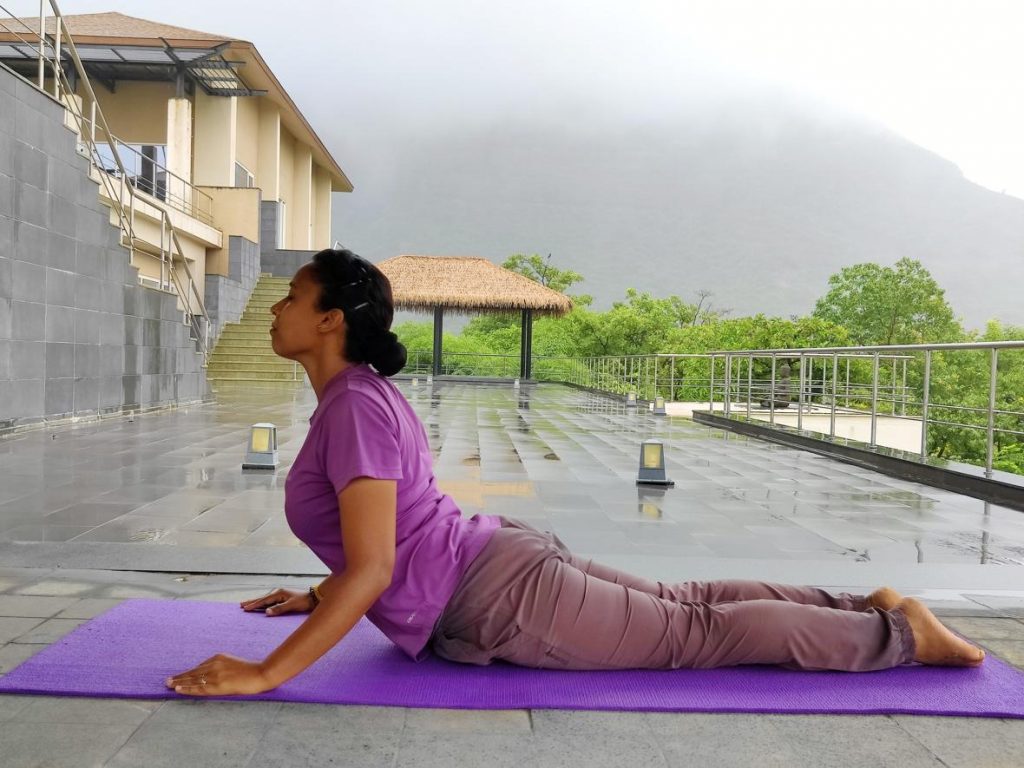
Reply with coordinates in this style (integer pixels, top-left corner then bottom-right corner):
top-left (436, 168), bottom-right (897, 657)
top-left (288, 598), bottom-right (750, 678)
top-left (269, 265), bottom-right (338, 360)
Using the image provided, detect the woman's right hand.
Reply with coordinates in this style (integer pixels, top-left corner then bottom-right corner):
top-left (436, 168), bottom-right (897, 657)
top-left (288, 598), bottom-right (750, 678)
top-left (240, 588), bottom-right (313, 616)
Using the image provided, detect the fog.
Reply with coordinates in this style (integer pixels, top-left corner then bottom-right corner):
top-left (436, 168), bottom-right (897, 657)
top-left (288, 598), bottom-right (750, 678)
top-left (8, 1), bottom-right (1024, 325)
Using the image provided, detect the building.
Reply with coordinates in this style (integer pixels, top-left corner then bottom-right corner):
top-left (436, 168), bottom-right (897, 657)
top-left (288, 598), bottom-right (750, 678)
top-left (0, 10), bottom-right (352, 428)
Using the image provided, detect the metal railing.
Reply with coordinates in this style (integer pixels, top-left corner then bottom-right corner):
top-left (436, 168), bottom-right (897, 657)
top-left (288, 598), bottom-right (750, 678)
top-left (0, 0), bottom-right (212, 360)
top-left (401, 343), bottom-right (1024, 477)
top-left (84, 126), bottom-right (214, 224)
top-left (701, 342), bottom-right (1024, 478)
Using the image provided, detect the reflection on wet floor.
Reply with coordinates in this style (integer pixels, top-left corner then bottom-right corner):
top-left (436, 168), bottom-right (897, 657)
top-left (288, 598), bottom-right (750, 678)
top-left (0, 380), bottom-right (1022, 568)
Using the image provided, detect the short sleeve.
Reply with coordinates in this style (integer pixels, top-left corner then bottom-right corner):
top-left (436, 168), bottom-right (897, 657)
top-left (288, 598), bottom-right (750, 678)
top-left (320, 392), bottom-right (404, 495)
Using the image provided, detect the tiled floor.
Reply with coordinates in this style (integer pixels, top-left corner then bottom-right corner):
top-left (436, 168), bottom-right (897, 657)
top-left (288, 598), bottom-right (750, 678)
top-left (1, 381), bottom-right (1023, 767)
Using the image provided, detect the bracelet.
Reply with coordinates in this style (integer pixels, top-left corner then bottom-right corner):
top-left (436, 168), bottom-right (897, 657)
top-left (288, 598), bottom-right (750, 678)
top-left (308, 585), bottom-right (321, 609)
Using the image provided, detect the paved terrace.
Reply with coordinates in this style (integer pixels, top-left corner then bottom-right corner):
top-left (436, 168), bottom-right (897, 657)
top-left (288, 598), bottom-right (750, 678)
top-left (0, 381), bottom-right (1022, 767)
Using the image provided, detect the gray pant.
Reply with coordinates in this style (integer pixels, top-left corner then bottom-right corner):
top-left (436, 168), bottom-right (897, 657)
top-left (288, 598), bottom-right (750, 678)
top-left (432, 519), bottom-right (916, 671)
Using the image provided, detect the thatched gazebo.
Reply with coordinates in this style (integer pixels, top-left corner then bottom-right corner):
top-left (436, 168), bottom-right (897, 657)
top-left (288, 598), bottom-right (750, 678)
top-left (378, 255), bottom-right (573, 379)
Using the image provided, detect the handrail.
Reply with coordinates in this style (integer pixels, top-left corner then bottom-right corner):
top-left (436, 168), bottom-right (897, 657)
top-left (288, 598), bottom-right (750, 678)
top-left (398, 346), bottom-right (1024, 478)
top-left (705, 341), bottom-right (1024, 355)
top-left (1, 0), bottom-right (212, 361)
top-left (80, 118), bottom-right (214, 224)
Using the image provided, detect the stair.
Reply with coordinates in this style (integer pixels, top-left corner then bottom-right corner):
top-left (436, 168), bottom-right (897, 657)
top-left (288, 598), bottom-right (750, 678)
top-left (206, 274), bottom-right (306, 385)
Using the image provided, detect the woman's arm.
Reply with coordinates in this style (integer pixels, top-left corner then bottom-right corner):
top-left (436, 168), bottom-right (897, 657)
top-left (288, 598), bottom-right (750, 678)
top-left (166, 477), bottom-right (397, 696)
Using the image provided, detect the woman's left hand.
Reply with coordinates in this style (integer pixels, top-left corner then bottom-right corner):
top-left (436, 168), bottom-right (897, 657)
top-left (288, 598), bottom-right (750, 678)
top-left (165, 654), bottom-right (273, 697)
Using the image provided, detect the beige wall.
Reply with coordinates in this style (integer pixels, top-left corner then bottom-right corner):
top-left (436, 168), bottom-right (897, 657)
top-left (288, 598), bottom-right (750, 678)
top-left (279, 128), bottom-right (295, 244)
top-left (293, 145), bottom-right (313, 249)
top-left (257, 101), bottom-right (281, 199)
top-left (313, 165), bottom-right (332, 248)
top-left (193, 91), bottom-right (235, 187)
top-left (85, 81), bottom-right (174, 144)
top-left (199, 186), bottom-right (263, 275)
top-left (235, 95), bottom-right (260, 180)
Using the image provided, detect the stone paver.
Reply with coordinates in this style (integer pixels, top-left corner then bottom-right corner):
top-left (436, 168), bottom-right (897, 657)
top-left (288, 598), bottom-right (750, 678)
top-left (0, 382), bottom-right (1022, 767)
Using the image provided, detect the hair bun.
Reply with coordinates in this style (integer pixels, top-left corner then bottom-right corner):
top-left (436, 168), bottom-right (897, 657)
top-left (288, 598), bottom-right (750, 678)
top-left (367, 331), bottom-right (407, 377)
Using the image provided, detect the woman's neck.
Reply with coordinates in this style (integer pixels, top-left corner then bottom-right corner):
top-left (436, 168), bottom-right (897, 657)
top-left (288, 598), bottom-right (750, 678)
top-left (302, 355), bottom-right (353, 400)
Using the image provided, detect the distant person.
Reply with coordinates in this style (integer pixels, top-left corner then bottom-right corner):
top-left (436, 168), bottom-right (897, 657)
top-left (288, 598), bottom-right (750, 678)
top-left (166, 249), bottom-right (983, 696)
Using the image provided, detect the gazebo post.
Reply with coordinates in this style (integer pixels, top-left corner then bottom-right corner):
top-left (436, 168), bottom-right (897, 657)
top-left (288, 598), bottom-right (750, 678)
top-left (432, 306), bottom-right (443, 377)
top-left (519, 308), bottom-right (533, 380)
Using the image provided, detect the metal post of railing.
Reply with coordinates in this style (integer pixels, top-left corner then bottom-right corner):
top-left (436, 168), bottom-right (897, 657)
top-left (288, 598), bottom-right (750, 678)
top-left (830, 354), bottom-right (838, 439)
top-left (869, 352), bottom-right (880, 448)
top-left (796, 354), bottom-right (805, 432)
top-left (845, 358), bottom-right (851, 408)
top-left (746, 355), bottom-right (753, 418)
top-left (708, 355), bottom-right (716, 412)
top-left (723, 354), bottom-right (732, 416)
top-left (986, 348), bottom-right (998, 478)
top-left (920, 350), bottom-right (931, 459)
top-left (52, 15), bottom-right (61, 99)
top-left (901, 358), bottom-right (908, 416)
top-left (669, 356), bottom-right (675, 402)
top-left (769, 355), bottom-right (776, 426)
top-left (891, 357), bottom-right (897, 415)
top-left (653, 356), bottom-right (658, 400)
top-left (37, 1), bottom-right (45, 88)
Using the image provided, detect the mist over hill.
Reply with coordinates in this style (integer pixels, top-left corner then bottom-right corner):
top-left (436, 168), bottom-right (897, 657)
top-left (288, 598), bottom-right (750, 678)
top-left (330, 98), bottom-right (1024, 331)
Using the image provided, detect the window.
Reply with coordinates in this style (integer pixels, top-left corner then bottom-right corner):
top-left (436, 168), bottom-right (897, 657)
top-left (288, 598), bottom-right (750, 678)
top-left (96, 142), bottom-right (168, 201)
top-left (234, 162), bottom-right (254, 188)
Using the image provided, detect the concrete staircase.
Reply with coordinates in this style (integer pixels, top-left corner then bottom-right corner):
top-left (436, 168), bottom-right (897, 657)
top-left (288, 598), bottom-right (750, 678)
top-left (206, 274), bottom-right (305, 385)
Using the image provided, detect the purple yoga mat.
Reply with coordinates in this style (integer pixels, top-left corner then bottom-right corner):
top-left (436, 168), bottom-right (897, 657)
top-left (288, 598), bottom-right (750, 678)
top-left (1, 599), bottom-right (1022, 716)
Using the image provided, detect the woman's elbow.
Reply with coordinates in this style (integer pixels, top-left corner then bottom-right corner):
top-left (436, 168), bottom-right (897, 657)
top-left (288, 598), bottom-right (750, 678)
top-left (364, 559), bottom-right (394, 595)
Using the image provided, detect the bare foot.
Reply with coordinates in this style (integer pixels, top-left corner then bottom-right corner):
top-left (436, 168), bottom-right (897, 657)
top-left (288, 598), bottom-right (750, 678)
top-left (899, 597), bottom-right (985, 667)
top-left (866, 586), bottom-right (903, 611)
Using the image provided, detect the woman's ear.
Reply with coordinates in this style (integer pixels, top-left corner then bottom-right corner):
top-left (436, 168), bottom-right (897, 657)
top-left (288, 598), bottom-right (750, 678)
top-left (318, 308), bottom-right (345, 334)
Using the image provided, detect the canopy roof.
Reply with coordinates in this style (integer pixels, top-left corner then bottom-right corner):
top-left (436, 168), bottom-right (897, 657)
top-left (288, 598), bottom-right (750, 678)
top-left (378, 255), bottom-right (573, 315)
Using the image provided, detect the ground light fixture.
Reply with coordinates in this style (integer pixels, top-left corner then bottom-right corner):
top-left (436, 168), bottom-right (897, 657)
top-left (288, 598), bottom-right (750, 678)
top-left (636, 439), bottom-right (674, 487)
top-left (652, 396), bottom-right (666, 415)
top-left (626, 392), bottom-right (638, 408)
top-left (243, 423), bottom-right (279, 470)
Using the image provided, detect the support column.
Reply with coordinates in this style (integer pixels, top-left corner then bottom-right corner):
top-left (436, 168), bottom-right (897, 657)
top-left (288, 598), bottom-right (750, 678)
top-left (520, 309), bottom-right (533, 380)
top-left (432, 306), bottom-right (444, 377)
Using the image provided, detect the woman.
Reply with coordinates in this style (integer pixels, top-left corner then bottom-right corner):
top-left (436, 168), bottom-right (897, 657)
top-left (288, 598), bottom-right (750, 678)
top-left (166, 249), bottom-right (984, 697)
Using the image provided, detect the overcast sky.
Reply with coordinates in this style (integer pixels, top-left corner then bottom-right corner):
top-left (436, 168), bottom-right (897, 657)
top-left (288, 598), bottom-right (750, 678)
top-left (9, 0), bottom-right (1024, 197)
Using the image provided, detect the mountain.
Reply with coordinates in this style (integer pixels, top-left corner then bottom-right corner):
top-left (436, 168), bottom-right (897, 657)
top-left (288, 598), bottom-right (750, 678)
top-left (329, 99), bottom-right (1024, 330)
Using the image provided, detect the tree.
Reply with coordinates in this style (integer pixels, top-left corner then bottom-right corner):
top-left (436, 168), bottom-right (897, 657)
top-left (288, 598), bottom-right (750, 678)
top-left (501, 253), bottom-right (584, 295)
top-left (812, 258), bottom-right (962, 345)
top-left (463, 253), bottom-right (589, 340)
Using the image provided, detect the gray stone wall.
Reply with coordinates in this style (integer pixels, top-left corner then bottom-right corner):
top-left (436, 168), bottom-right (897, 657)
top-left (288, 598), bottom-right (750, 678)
top-left (0, 65), bottom-right (208, 431)
top-left (259, 200), bottom-right (319, 277)
top-left (204, 235), bottom-right (260, 344)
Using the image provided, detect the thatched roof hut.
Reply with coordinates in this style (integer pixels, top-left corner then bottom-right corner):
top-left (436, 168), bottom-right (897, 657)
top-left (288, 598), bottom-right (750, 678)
top-left (378, 255), bottom-right (573, 315)
top-left (377, 255), bottom-right (574, 379)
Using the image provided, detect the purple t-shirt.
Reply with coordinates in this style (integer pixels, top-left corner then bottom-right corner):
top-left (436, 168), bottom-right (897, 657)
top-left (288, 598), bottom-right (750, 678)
top-left (284, 364), bottom-right (499, 660)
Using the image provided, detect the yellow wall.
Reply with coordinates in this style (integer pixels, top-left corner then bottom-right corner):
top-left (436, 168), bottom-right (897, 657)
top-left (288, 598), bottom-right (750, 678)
top-left (257, 101), bottom-right (280, 199)
top-left (199, 186), bottom-right (263, 275)
top-left (84, 81), bottom-right (174, 144)
top-left (235, 95), bottom-right (260, 181)
top-left (193, 91), bottom-right (234, 187)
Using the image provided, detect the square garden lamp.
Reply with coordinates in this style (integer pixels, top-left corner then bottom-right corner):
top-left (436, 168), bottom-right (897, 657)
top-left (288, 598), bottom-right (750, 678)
top-left (243, 423), bottom-right (279, 470)
top-left (626, 392), bottom-right (638, 408)
top-left (636, 439), bottom-right (674, 487)
top-left (652, 396), bottom-right (666, 415)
